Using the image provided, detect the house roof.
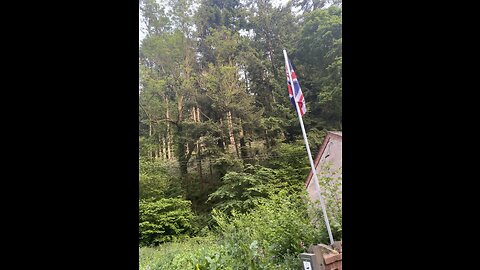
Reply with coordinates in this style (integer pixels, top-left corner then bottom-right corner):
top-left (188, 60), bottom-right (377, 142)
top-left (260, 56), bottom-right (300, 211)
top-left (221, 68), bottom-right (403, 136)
top-left (305, 131), bottom-right (342, 187)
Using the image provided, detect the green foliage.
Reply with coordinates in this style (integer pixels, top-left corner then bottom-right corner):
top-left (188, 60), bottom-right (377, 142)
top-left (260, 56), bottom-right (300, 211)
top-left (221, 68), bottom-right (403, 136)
top-left (212, 190), bottom-right (324, 269)
top-left (211, 153), bottom-right (243, 178)
top-left (139, 198), bottom-right (194, 246)
top-left (208, 140), bottom-right (324, 215)
top-left (312, 164), bottom-right (342, 241)
top-left (139, 237), bottom-right (227, 270)
top-left (139, 158), bottom-right (183, 200)
top-left (266, 141), bottom-right (311, 185)
top-left (139, 191), bottom-right (326, 270)
top-left (305, 128), bottom-right (328, 152)
top-left (195, 0), bottom-right (247, 65)
top-left (296, 6), bottom-right (342, 129)
top-left (207, 165), bottom-right (277, 214)
top-left (139, 1), bottom-right (342, 263)
top-left (140, 0), bottom-right (171, 35)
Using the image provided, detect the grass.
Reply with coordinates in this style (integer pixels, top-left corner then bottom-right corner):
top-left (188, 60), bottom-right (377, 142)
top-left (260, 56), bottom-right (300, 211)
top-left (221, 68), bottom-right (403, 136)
top-left (139, 236), bottom-right (222, 270)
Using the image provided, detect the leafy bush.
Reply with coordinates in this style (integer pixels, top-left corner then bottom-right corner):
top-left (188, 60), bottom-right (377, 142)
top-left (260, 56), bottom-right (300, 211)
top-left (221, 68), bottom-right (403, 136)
top-left (212, 153), bottom-right (244, 178)
top-left (139, 190), bottom-right (327, 269)
top-left (140, 236), bottom-right (244, 270)
top-left (139, 237), bottom-right (227, 270)
top-left (139, 198), bottom-right (194, 246)
top-left (310, 164), bottom-right (342, 241)
top-left (139, 158), bottom-right (183, 201)
top-left (212, 190), bottom-right (324, 269)
top-left (207, 165), bottom-right (276, 214)
top-left (265, 141), bottom-right (311, 186)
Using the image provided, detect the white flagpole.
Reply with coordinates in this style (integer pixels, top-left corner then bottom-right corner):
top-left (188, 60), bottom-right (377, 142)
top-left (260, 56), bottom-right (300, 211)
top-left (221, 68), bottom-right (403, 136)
top-left (283, 49), bottom-right (334, 245)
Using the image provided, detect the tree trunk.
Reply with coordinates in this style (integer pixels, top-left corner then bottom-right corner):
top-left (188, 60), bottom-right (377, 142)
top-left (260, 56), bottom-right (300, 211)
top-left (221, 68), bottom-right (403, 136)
top-left (227, 111), bottom-right (239, 157)
top-left (209, 158), bottom-right (213, 179)
top-left (239, 120), bottom-right (248, 160)
top-left (248, 131), bottom-right (252, 149)
top-left (177, 94), bottom-right (184, 124)
top-left (177, 125), bottom-right (188, 176)
top-left (196, 107), bottom-right (203, 189)
top-left (244, 68), bottom-right (249, 92)
top-left (219, 118), bottom-right (226, 150)
top-left (265, 129), bottom-right (270, 149)
top-left (162, 136), bottom-right (167, 160)
top-left (198, 144), bottom-right (203, 191)
top-left (263, 20), bottom-right (278, 81)
top-left (165, 95), bottom-right (173, 160)
top-left (264, 25), bottom-right (277, 106)
top-left (149, 122), bottom-right (155, 159)
top-left (157, 134), bottom-right (161, 159)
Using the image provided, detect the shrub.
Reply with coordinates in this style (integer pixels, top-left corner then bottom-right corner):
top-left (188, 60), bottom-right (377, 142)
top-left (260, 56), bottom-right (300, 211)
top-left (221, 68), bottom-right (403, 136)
top-left (266, 142), bottom-right (310, 182)
top-left (208, 164), bottom-right (308, 215)
top-left (139, 190), bottom-right (330, 269)
top-left (212, 190), bottom-right (324, 269)
top-left (139, 198), bottom-right (194, 246)
top-left (139, 237), bottom-right (230, 270)
top-left (207, 165), bottom-right (275, 214)
top-left (139, 158), bottom-right (183, 201)
top-left (310, 164), bottom-right (342, 241)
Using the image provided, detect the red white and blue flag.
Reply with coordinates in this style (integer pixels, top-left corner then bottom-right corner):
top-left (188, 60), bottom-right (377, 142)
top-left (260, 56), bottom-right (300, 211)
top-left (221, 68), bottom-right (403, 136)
top-left (285, 56), bottom-right (306, 116)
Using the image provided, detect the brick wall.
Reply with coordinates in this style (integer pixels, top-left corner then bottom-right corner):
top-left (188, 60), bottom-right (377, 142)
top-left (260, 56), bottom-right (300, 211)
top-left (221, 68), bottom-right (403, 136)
top-left (306, 241), bottom-right (342, 270)
top-left (323, 253), bottom-right (342, 270)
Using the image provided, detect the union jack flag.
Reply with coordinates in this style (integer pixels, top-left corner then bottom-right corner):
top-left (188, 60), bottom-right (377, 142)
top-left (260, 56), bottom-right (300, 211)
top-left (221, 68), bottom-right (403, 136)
top-left (285, 56), bottom-right (306, 116)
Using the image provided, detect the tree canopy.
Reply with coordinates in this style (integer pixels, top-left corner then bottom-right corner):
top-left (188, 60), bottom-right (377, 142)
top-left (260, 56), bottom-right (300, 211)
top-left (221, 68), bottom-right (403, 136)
top-left (138, 1), bottom-right (342, 265)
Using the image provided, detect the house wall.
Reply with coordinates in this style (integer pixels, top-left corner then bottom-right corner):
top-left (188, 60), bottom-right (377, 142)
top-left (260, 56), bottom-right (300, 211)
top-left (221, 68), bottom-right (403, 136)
top-left (306, 134), bottom-right (342, 205)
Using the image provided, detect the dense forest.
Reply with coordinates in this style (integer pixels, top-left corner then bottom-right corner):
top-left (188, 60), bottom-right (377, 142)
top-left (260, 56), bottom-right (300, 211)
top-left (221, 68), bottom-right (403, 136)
top-left (139, 0), bottom-right (342, 268)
